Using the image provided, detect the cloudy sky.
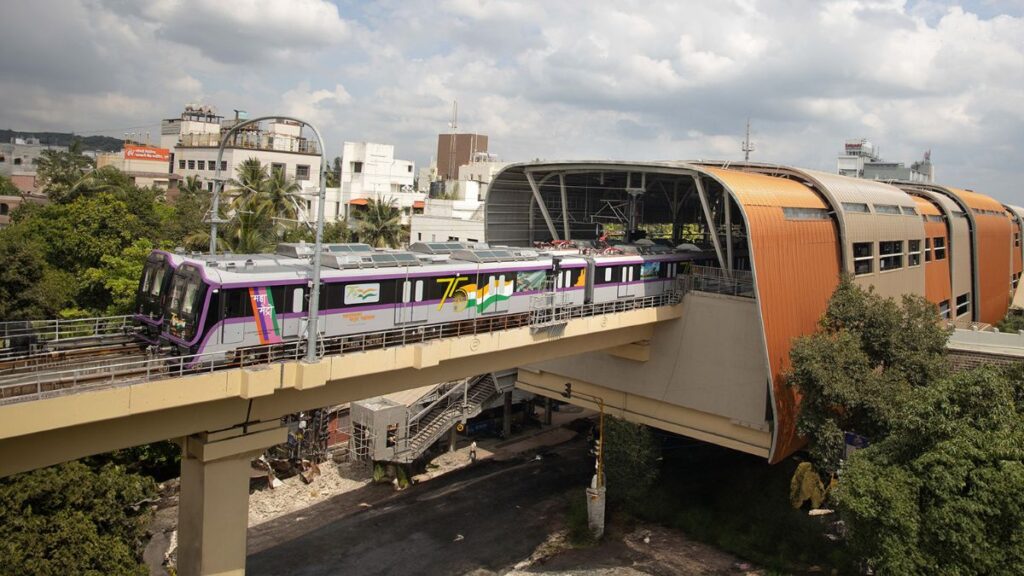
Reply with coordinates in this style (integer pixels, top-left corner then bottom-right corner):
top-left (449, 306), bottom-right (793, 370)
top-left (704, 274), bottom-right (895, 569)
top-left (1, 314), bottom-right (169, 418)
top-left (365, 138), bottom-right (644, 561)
top-left (1, 0), bottom-right (1022, 201)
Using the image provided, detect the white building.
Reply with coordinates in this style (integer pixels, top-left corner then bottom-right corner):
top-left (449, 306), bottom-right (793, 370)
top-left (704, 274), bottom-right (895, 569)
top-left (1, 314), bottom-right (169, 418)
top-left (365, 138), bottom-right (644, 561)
top-left (95, 144), bottom-right (178, 191)
top-left (331, 141), bottom-right (421, 224)
top-left (410, 180), bottom-right (486, 243)
top-left (162, 106), bottom-right (322, 212)
top-left (838, 139), bottom-right (933, 183)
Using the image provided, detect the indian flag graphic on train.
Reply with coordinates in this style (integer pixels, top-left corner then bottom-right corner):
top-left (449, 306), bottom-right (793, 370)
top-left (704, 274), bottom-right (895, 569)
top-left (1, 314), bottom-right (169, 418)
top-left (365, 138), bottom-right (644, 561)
top-left (457, 278), bottom-right (514, 312)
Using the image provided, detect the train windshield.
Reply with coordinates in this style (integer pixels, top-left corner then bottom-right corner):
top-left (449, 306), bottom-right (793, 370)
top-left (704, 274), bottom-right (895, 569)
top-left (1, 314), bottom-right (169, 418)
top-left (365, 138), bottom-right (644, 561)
top-left (136, 254), bottom-right (171, 317)
top-left (165, 267), bottom-right (207, 341)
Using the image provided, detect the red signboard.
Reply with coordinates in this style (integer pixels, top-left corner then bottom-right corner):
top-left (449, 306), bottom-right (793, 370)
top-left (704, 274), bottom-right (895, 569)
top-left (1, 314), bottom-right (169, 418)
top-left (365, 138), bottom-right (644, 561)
top-left (124, 144), bottom-right (170, 162)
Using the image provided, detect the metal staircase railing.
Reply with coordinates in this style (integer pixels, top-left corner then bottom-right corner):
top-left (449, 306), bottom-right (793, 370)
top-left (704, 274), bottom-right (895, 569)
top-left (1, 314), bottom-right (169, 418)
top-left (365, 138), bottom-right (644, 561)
top-left (397, 373), bottom-right (498, 462)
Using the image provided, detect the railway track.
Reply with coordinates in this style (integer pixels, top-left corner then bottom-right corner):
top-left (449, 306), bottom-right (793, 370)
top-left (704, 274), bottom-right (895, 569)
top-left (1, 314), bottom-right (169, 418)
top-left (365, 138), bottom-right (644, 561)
top-left (0, 338), bottom-right (145, 377)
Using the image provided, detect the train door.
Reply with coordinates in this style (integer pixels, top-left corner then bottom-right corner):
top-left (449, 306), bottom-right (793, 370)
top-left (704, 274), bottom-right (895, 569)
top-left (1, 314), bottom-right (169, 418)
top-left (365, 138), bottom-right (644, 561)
top-left (395, 278), bottom-right (413, 324)
top-left (584, 259), bottom-right (596, 303)
top-left (411, 279), bottom-right (428, 322)
top-left (283, 286), bottom-right (304, 337)
top-left (617, 265), bottom-right (636, 298)
top-left (481, 273), bottom-right (510, 314)
top-left (220, 291), bottom-right (244, 345)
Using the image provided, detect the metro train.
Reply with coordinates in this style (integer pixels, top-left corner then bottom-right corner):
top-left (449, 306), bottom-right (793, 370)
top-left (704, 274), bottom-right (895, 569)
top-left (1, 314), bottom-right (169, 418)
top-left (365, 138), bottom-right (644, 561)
top-left (142, 241), bottom-right (710, 361)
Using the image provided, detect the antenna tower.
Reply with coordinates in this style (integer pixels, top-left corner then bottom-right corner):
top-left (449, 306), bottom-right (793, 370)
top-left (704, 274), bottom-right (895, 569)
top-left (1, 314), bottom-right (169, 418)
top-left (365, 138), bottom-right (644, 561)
top-left (742, 119), bottom-right (755, 161)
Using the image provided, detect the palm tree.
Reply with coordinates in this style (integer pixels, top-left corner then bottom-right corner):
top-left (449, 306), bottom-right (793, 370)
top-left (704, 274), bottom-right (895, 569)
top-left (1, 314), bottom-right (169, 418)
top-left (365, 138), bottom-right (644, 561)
top-left (354, 196), bottom-right (404, 248)
top-left (229, 158), bottom-right (268, 210)
top-left (265, 169), bottom-right (305, 234)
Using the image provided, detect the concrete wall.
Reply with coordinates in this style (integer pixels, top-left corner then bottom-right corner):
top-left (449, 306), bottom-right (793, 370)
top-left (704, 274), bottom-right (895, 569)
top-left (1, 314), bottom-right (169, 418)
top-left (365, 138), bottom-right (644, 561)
top-left (529, 291), bottom-right (769, 429)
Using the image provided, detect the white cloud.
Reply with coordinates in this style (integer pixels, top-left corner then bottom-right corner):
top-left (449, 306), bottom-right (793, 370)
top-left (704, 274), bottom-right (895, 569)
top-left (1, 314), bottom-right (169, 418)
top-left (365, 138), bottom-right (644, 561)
top-left (1, 0), bottom-right (1022, 201)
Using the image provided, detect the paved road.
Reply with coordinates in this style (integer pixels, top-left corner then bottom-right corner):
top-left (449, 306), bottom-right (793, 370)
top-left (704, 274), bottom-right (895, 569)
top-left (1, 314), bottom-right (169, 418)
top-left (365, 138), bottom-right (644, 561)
top-left (247, 439), bottom-right (589, 576)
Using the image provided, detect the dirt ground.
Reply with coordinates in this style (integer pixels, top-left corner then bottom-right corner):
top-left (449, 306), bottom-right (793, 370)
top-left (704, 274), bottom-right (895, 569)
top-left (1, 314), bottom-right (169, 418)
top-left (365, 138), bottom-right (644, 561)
top-left (505, 524), bottom-right (766, 576)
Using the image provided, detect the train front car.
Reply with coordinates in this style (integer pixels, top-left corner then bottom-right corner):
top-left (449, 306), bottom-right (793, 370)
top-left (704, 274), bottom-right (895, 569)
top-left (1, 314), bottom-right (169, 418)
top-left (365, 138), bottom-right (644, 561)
top-left (133, 250), bottom-right (181, 345)
top-left (163, 262), bottom-right (212, 359)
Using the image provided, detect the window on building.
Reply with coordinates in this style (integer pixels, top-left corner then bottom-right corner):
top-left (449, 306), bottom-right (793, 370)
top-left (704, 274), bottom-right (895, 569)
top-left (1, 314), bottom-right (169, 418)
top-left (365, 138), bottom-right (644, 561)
top-left (0, 154), bottom-right (5, 162)
top-left (467, 238), bottom-right (478, 242)
top-left (853, 242), bottom-right (873, 275)
top-left (178, 159), bottom-right (186, 169)
top-left (221, 161), bottom-right (227, 171)
top-left (197, 160), bottom-right (205, 170)
top-left (900, 206), bottom-right (918, 216)
top-left (782, 207), bottom-right (830, 220)
top-left (188, 160), bottom-right (195, 170)
top-left (874, 204), bottom-right (901, 215)
top-left (296, 164), bottom-right (310, 181)
top-left (933, 237), bottom-right (947, 260)
top-left (13, 158), bottom-right (21, 166)
top-left (1016, 231), bottom-right (1021, 248)
top-left (925, 238), bottom-right (932, 262)
top-left (842, 202), bottom-right (870, 213)
top-left (407, 165), bottom-right (413, 172)
top-left (0, 203), bottom-right (8, 216)
top-left (271, 162), bottom-right (285, 176)
top-left (352, 161), bottom-right (363, 174)
top-left (939, 300), bottom-right (950, 319)
top-left (448, 236), bottom-right (459, 241)
top-left (908, 240), bottom-right (922, 266)
top-left (956, 293), bottom-right (970, 317)
top-left (207, 182), bottom-right (213, 192)
top-left (417, 233), bottom-right (422, 241)
top-left (879, 241), bottom-right (904, 271)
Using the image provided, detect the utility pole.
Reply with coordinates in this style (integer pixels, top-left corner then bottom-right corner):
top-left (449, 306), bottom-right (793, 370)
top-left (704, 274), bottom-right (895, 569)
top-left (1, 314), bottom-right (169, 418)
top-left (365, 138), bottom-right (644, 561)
top-left (742, 119), bottom-right (755, 161)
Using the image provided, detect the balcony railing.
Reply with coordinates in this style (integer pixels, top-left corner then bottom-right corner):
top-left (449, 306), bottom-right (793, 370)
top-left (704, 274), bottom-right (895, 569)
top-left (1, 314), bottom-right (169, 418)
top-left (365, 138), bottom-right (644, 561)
top-left (177, 132), bottom-right (320, 155)
top-left (679, 265), bottom-right (755, 298)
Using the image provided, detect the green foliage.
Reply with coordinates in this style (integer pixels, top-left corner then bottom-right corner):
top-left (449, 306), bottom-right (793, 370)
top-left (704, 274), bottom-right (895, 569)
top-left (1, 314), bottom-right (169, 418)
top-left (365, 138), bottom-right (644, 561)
top-left (791, 276), bottom-right (1024, 573)
top-left (82, 238), bottom-right (154, 315)
top-left (0, 462), bottom-right (156, 576)
top-left (788, 275), bottom-right (950, 471)
top-left (565, 490), bottom-right (597, 547)
top-left (35, 138), bottom-right (95, 203)
top-left (603, 416), bottom-right (660, 508)
top-left (325, 156), bottom-right (341, 187)
top-left (354, 196), bottom-right (404, 248)
top-left (0, 227), bottom-right (74, 321)
top-left (997, 311), bottom-right (1024, 333)
top-left (0, 173), bottom-right (19, 196)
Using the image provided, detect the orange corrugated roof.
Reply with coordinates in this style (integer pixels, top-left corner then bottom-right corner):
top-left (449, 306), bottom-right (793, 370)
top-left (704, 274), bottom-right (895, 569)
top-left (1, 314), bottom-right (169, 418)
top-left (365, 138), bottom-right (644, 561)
top-left (349, 198), bottom-right (368, 205)
top-left (911, 195), bottom-right (942, 216)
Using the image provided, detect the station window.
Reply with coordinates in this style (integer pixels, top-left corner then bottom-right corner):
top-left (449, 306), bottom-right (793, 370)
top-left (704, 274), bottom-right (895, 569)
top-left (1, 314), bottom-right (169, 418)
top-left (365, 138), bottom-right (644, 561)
top-left (925, 238), bottom-right (932, 262)
top-left (874, 204), bottom-right (901, 215)
top-left (853, 242), bottom-right (873, 275)
top-left (842, 202), bottom-right (870, 213)
top-left (782, 207), bottom-right (829, 220)
top-left (879, 241), bottom-right (904, 272)
top-left (933, 237), bottom-right (947, 260)
top-left (908, 240), bottom-right (922, 267)
top-left (900, 206), bottom-right (918, 216)
top-left (939, 300), bottom-right (950, 319)
top-left (956, 293), bottom-right (970, 317)
top-left (1016, 231), bottom-right (1021, 248)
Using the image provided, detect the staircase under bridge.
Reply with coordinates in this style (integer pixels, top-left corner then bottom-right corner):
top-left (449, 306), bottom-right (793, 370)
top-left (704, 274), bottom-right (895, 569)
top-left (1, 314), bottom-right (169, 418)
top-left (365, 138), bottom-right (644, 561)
top-left (350, 372), bottom-right (510, 463)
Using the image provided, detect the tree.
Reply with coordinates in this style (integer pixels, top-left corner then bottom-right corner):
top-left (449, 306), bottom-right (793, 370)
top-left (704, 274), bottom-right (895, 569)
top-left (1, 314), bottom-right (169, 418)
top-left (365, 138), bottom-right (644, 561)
top-left (35, 139), bottom-right (95, 203)
top-left (264, 169), bottom-right (304, 235)
top-left (229, 157), bottom-right (268, 210)
top-left (0, 227), bottom-right (74, 321)
top-left (603, 416), bottom-right (661, 509)
top-left (787, 276), bottom-right (949, 471)
top-left (790, 277), bottom-right (1024, 573)
top-left (82, 238), bottom-right (155, 315)
top-left (354, 196), bottom-right (403, 248)
top-left (0, 462), bottom-right (156, 576)
top-left (325, 156), bottom-right (341, 187)
top-left (0, 173), bottom-right (19, 196)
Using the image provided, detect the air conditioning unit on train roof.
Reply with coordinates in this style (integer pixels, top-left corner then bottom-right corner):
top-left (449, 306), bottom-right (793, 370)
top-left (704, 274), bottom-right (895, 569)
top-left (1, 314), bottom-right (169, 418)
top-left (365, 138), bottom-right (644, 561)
top-left (318, 251), bottom-right (423, 270)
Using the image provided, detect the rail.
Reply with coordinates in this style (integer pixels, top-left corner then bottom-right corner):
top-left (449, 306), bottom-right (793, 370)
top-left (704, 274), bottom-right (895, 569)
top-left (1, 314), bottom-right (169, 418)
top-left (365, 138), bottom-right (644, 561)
top-left (0, 291), bottom-right (683, 407)
top-left (0, 315), bottom-right (136, 361)
top-left (679, 265), bottom-right (755, 298)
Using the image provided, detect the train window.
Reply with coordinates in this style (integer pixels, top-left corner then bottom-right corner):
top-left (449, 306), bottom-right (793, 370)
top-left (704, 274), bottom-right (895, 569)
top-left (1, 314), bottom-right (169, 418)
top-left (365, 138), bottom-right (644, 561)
top-left (939, 300), bottom-right (950, 319)
top-left (555, 272), bottom-right (563, 289)
top-left (402, 281), bottom-right (411, 303)
top-left (925, 238), bottom-right (932, 262)
top-left (563, 270), bottom-right (571, 288)
top-left (908, 240), bottom-right (922, 267)
top-left (956, 293), bottom-right (970, 317)
top-left (292, 288), bottom-right (303, 313)
top-left (933, 237), bottom-right (947, 260)
top-left (605, 267), bottom-right (612, 282)
top-left (853, 242), bottom-right (873, 275)
top-left (415, 280), bottom-right (424, 302)
top-left (225, 290), bottom-right (249, 318)
top-left (879, 241), bottom-right (904, 272)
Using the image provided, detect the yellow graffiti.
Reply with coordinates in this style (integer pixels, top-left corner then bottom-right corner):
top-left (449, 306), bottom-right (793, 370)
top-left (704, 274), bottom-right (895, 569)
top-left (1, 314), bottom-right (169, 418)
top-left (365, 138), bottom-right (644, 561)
top-left (436, 276), bottom-right (469, 310)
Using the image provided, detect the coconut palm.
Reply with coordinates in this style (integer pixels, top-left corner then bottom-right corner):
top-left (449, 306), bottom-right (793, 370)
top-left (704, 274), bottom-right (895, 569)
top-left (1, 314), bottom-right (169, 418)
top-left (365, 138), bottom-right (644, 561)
top-left (229, 158), bottom-right (268, 210)
top-left (354, 196), bottom-right (404, 248)
top-left (265, 169), bottom-right (305, 232)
